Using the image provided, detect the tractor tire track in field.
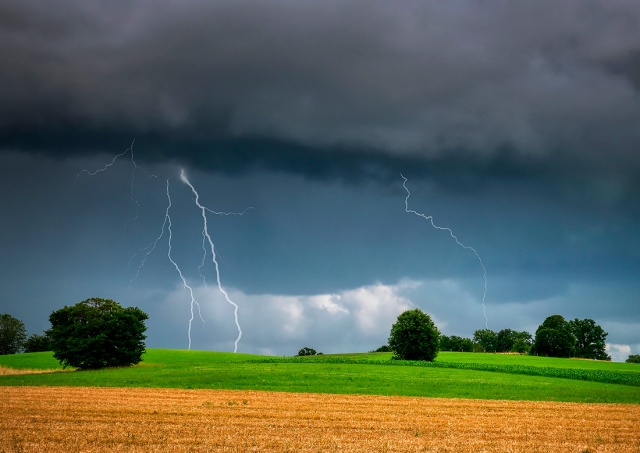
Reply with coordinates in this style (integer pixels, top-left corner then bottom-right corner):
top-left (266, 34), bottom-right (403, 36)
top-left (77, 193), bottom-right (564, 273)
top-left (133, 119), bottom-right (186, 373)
top-left (1, 386), bottom-right (638, 452)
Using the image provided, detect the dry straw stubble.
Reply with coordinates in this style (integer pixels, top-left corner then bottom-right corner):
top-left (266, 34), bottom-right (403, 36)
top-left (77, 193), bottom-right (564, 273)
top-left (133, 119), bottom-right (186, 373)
top-left (0, 386), bottom-right (638, 452)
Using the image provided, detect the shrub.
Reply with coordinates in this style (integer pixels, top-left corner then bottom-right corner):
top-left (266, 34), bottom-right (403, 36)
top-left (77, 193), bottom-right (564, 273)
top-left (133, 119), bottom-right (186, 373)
top-left (388, 308), bottom-right (440, 361)
top-left (626, 354), bottom-right (640, 364)
top-left (48, 298), bottom-right (148, 369)
top-left (371, 345), bottom-right (392, 353)
top-left (297, 347), bottom-right (318, 356)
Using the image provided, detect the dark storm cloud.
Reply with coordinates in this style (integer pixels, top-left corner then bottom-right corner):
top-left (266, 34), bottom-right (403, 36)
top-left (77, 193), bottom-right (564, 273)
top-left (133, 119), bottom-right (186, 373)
top-left (1, 0), bottom-right (639, 197)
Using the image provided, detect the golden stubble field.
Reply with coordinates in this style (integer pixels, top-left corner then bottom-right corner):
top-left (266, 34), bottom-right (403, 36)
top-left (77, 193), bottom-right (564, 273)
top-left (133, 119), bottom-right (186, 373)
top-left (1, 386), bottom-right (638, 452)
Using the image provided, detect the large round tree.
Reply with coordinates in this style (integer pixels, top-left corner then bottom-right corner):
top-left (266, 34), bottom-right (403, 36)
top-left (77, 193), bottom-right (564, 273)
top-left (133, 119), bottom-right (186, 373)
top-left (532, 314), bottom-right (575, 358)
top-left (388, 308), bottom-right (440, 361)
top-left (48, 298), bottom-right (148, 369)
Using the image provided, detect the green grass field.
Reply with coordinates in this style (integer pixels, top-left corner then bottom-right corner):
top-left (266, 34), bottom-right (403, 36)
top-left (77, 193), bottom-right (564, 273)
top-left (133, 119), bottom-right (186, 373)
top-left (1, 349), bottom-right (639, 404)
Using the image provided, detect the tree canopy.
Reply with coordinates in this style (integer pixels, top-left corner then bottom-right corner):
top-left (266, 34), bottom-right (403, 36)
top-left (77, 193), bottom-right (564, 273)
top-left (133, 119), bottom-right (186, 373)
top-left (0, 313), bottom-right (27, 355)
top-left (532, 315), bottom-right (576, 358)
top-left (370, 345), bottom-right (392, 353)
top-left (511, 331), bottom-right (533, 354)
top-left (531, 315), bottom-right (610, 360)
top-left (569, 318), bottom-right (610, 360)
top-left (48, 298), bottom-right (148, 369)
top-left (388, 308), bottom-right (440, 361)
top-left (473, 329), bottom-right (497, 353)
top-left (440, 335), bottom-right (473, 352)
top-left (24, 332), bottom-right (52, 353)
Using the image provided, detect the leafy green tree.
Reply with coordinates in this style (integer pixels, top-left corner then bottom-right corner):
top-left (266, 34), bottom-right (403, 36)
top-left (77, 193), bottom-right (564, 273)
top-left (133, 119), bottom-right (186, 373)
top-left (24, 332), bottom-right (52, 353)
top-left (297, 347), bottom-right (318, 356)
top-left (626, 354), bottom-right (640, 364)
top-left (532, 328), bottom-right (572, 357)
top-left (569, 318), bottom-right (610, 360)
top-left (0, 314), bottom-right (27, 355)
top-left (443, 335), bottom-right (473, 352)
top-left (511, 331), bottom-right (533, 353)
top-left (496, 329), bottom-right (517, 353)
top-left (48, 298), bottom-right (148, 369)
top-left (473, 329), bottom-right (497, 353)
top-left (532, 315), bottom-right (575, 358)
top-left (388, 308), bottom-right (440, 361)
top-left (460, 337), bottom-right (474, 352)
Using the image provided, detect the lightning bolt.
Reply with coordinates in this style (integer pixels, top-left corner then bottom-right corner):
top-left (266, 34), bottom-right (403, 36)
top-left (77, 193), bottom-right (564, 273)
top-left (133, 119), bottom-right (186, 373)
top-left (401, 174), bottom-right (489, 328)
top-left (163, 179), bottom-right (205, 350)
top-left (73, 143), bottom-right (132, 181)
top-left (126, 141), bottom-right (157, 222)
top-left (75, 144), bottom-right (251, 352)
top-left (74, 140), bottom-right (157, 223)
top-left (197, 206), bottom-right (254, 285)
top-left (180, 169), bottom-right (243, 353)
top-left (125, 180), bottom-right (204, 350)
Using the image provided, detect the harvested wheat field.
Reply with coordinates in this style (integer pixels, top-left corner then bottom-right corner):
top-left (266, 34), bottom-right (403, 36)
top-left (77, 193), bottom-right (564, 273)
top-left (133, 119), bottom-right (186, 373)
top-left (1, 386), bottom-right (638, 452)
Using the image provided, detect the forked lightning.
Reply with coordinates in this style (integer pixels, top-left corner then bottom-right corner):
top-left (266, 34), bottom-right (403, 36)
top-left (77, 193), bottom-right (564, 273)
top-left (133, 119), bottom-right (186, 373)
top-left (180, 169), bottom-right (243, 353)
top-left (75, 144), bottom-right (250, 351)
top-left (401, 174), bottom-right (488, 328)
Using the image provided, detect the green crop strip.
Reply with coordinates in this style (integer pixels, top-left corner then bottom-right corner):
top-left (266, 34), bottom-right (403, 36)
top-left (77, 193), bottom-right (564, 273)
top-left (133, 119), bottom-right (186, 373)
top-left (253, 356), bottom-right (640, 387)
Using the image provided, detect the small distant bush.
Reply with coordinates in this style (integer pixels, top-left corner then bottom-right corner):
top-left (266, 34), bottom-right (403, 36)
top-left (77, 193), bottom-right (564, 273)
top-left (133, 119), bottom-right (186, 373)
top-left (297, 347), bottom-right (318, 356)
top-left (371, 345), bottom-right (392, 353)
top-left (626, 354), bottom-right (640, 364)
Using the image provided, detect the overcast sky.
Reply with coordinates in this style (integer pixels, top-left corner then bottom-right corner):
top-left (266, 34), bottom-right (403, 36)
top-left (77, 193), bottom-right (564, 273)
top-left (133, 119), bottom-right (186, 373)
top-left (1, 0), bottom-right (639, 361)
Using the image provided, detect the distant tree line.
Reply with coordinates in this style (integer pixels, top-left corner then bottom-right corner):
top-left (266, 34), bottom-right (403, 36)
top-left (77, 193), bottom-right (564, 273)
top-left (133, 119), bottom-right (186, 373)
top-left (531, 315), bottom-right (610, 360)
top-left (1, 305), bottom-right (634, 365)
top-left (433, 314), bottom-right (611, 360)
top-left (439, 335), bottom-right (474, 352)
top-left (370, 311), bottom-right (618, 362)
top-left (468, 329), bottom-right (533, 354)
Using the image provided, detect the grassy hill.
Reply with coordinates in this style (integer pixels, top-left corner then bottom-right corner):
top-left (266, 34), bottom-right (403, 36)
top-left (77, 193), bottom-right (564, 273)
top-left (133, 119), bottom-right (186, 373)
top-left (1, 349), bottom-right (639, 404)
